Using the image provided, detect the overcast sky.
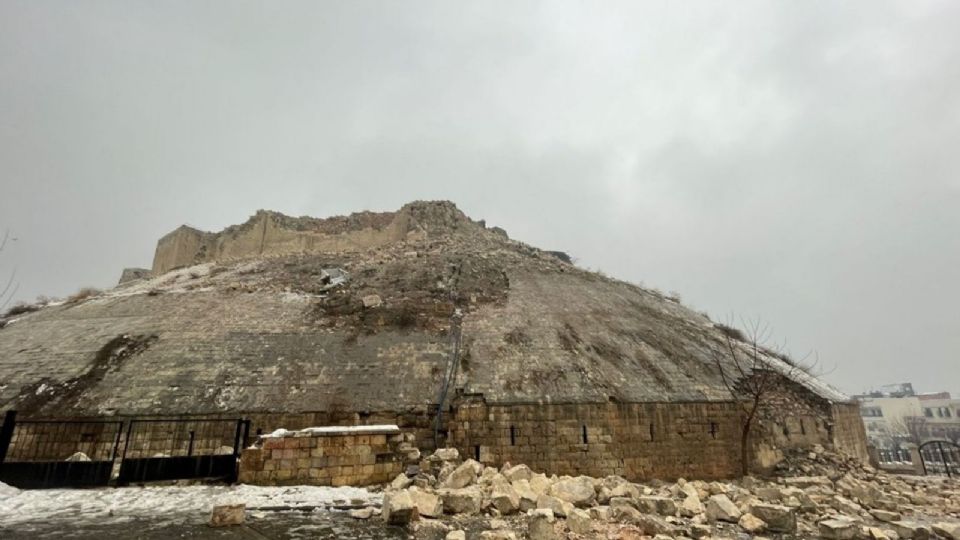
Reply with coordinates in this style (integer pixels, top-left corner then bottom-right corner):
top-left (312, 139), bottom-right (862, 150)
top-left (1, 1), bottom-right (958, 397)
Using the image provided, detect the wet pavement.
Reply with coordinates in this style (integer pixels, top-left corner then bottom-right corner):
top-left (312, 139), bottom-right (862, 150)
top-left (0, 509), bottom-right (407, 539)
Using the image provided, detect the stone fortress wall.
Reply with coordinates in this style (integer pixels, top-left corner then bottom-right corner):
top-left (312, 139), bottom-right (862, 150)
top-left (151, 209), bottom-right (426, 275)
top-left (0, 201), bottom-right (868, 481)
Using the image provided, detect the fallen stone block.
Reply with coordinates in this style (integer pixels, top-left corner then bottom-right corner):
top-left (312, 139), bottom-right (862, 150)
top-left (567, 508), bottom-right (594, 535)
top-left (739, 512), bottom-right (766, 533)
top-left (705, 494), bottom-right (741, 523)
top-left (209, 504), bottom-right (245, 527)
top-left (549, 476), bottom-right (596, 507)
top-left (438, 486), bottom-right (482, 515)
top-left (750, 503), bottom-right (796, 533)
top-left (383, 490), bottom-right (418, 525)
top-left (819, 517), bottom-right (860, 540)
top-left (411, 519), bottom-right (452, 540)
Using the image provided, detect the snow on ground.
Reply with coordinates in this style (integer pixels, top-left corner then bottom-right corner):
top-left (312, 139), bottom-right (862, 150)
top-left (0, 482), bottom-right (379, 526)
top-left (265, 425), bottom-right (399, 438)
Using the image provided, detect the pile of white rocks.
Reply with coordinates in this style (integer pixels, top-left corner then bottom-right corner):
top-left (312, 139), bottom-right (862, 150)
top-left (362, 447), bottom-right (960, 540)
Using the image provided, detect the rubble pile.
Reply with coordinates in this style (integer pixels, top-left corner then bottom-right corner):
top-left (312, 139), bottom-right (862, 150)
top-left (354, 446), bottom-right (960, 540)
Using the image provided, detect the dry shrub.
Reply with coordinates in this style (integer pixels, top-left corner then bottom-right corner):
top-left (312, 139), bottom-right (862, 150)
top-left (716, 323), bottom-right (746, 342)
top-left (65, 287), bottom-right (101, 305)
top-left (4, 302), bottom-right (39, 318)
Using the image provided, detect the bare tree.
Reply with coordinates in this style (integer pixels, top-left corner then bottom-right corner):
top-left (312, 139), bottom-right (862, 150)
top-left (0, 229), bottom-right (18, 314)
top-left (888, 415), bottom-right (928, 446)
top-left (712, 318), bottom-right (812, 476)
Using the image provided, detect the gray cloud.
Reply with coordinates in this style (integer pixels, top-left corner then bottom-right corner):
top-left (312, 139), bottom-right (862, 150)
top-left (1, 0), bottom-right (958, 395)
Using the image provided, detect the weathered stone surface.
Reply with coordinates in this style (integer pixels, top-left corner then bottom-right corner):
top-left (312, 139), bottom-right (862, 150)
top-left (479, 531), bottom-right (517, 540)
top-left (383, 490), bottom-right (418, 525)
top-left (445, 532), bottom-right (466, 540)
top-left (503, 464), bottom-right (533, 483)
top-left (870, 509), bottom-right (900, 523)
top-left (527, 508), bottom-right (557, 540)
top-left (408, 487), bottom-right (443, 518)
top-left (705, 494), bottom-right (741, 523)
top-left (819, 517), bottom-right (860, 540)
top-left (349, 507), bottom-right (375, 519)
top-left (891, 521), bottom-right (931, 540)
top-left (411, 520), bottom-right (451, 540)
top-left (361, 294), bottom-right (382, 308)
top-left (638, 496), bottom-right (677, 516)
top-left (739, 513), bottom-right (766, 533)
top-left (390, 472), bottom-right (413, 490)
top-left (438, 487), bottom-right (482, 515)
top-left (0, 200), bottom-right (868, 486)
top-left (784, 476), bottom-right (832, 488)
top-left (209, 504), bottom-right (244, 527)
top-left (750, 503), bottom-right (796, 533)
top-left (433, 448), bottom-right (460, 462)
top-left (549, 476), bottom-right (595, 507)
top-left (511, 479), bottom-right (539, 511)
top-left (932, 523), bottom-right (960, 540)
top-left (536, 494), bottom-right (569, 518)
top-left (679, 494), bottom-right (705, 517)
top-left (490, 481), bottom-right (520, 515)
top-left (441, 460), bottom-right (480, 489)
top-left (866, 526), bottom-right (891, 540)
top-left (567, 508), bottom-right (594, 535)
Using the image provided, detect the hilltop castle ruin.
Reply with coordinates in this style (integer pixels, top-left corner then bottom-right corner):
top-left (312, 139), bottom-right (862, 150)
top-left (0, 201), bottom-right (867, 482)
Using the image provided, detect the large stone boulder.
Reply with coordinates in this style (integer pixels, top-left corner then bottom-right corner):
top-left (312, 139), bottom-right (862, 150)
top-left (490, 481), bottom-right (521, 515)
top-left (750, 503), bottom-right (796, 533)
top-left (891, 521), bottom-right (932, 540)
top-left (511, 479), bottom-right (539, 511)
top-left (440, 460), bottom-right (482, 489)
top-left (637, 496), bottom-right (677, 516)
top-left (870, 509), bottom-right (901, 523)
top-left (503, 464), bottom-right (533, 482)
top-left (567, 508), bottom-right (594, 535)
top-left (438, 487), bottom-right (483, 515)
top-left (408, 487), bottom-right (443, 518)
top-left (738, 513), bottom-right (766, 533)
top-left (536, 494), bottom-right (571, 517)
top-left (382, 490), bottom-right (418, 525)
top-left (705, 494), bottom-right (741, 523)
top-left (679, 494), bottom-right (705, 518)
top-left (209, 504), bottom-right (245, 527)
top-left (549, 476), bottom-right (596, 507)
top-left (389, 472), bottom-right (413, 490)
top-left (411, 520), bottom-right (452, 540)
top-left (933, 523), bottom-right (960, 540)
top-left (527, 508), bottom-right (558, 540)
top-left (819, 517), bottom-right (860, 540)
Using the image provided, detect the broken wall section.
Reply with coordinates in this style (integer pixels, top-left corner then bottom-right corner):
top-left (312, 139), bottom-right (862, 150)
top-left (238, 425), bottom-right (419, 487)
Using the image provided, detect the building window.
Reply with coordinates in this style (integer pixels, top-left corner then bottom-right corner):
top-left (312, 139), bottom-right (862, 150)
top-left (924, 408), bottom-right (934, 418)
top-left (581, 425), bottom-right (588, 445)
top-left (860, 407), bottom-right (883, 417)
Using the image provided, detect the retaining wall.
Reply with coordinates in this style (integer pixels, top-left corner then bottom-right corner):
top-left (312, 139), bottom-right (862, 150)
top-left (237, 425), bottom-right (414, 487)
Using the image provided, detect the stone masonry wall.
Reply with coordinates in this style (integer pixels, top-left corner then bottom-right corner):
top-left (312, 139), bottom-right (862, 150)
top-left (446, 401), bottom-right (743, 481)
top-left (830, 402), bottom-right (870, 462)
top-left (237, 426), bottom-right (414, 487)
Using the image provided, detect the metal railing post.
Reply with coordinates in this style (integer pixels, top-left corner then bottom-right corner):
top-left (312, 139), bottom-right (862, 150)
top-left (0, 410), bottom-right (16, 465)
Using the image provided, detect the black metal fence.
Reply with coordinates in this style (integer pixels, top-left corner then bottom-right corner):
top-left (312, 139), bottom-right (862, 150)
top-left (117, 418), bottom-right (247, 485)
top-left (0, 411), bottom-right (249, 489)
top-left (919, 440), bottom-right (960, 478)
top-left (0, 411), bottom-right (123, 489)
